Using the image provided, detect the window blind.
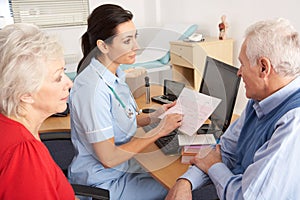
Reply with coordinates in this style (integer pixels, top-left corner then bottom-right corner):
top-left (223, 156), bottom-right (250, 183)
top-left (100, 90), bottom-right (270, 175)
top-left (10, 0), bottom-right (89, 28)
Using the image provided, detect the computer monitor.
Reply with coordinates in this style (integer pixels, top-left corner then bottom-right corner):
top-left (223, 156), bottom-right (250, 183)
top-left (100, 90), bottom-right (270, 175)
top-left (199, 56), bottom-right (241, 136)
top-left (164, 79), bottom-right (185, 99)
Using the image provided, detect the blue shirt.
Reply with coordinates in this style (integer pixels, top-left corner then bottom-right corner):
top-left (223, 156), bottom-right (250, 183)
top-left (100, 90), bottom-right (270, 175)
top-left (181, 76), bottom-right (300, 200)
top-left (68, 58), bottom-right (137, 186)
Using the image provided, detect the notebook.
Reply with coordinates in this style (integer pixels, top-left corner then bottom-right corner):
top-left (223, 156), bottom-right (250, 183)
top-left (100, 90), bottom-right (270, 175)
top-left (151, 79), bottom-right (185, 104)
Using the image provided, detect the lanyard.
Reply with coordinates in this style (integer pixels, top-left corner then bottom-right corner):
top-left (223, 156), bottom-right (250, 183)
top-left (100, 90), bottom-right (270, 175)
top-left (106, 83), bottom-right (134, 118)
top-left (94, 68), bottom-right (139, 118)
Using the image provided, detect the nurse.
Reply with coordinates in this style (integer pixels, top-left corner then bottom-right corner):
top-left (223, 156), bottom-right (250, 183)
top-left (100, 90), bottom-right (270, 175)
top-left (68, 4), bottom-right (183, 200)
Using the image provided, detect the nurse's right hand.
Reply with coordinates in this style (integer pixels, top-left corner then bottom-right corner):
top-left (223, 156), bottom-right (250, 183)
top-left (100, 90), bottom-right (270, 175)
top-left (156, 113), bottom-right (183, 137)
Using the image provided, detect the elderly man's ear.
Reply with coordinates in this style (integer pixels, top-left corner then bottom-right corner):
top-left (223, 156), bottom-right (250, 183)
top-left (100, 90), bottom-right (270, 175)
top-left (258, 57), bottom-right (272, 78)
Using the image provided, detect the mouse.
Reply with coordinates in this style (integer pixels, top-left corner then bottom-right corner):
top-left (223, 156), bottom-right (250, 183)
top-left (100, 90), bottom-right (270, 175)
top-left (197, 124), bottom-right (211, 134)
top-left (142, 108), bottom-right (156, 113)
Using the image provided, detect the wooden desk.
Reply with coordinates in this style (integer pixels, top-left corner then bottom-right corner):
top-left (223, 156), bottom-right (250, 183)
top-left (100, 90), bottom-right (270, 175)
top-left (39, 114), bottom-right (70, 133)
top-left (135, 84), bottom-right (163, 109)
top-left (135, 85), bottom-right (239, 189)
top-left (39, 84), bottom-right (239, 190)
top-left (134, 140), bottom-right (189, 189)
top-left (134, 84), bottom-right (190, 189)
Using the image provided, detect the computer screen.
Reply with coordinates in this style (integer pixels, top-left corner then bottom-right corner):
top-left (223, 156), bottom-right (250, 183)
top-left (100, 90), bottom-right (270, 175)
top-left (164, 79), bottom-right (185, 98)
top-left (199, 56), bottom-right (241, 135)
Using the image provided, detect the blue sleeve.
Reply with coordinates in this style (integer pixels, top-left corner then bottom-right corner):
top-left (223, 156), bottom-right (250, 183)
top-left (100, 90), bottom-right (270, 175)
top-left (179, 109), bottom-right (246, 190)
top-left (180, 165), bottom-right (210, 190)
top-left (85, 82), bottom-right (115, 142)
top-left (208, 163), bottom-right (243, 199)
top-left (71, 78), bottom-right (114, 143)
top-left (243, 108), bottom-right (300, 199)
top-left (211, 108), bottom-right (300, 199)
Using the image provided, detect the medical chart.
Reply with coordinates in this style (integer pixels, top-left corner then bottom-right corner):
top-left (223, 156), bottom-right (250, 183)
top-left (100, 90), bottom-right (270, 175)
top-left (159, 87), bottom-right (221, 136)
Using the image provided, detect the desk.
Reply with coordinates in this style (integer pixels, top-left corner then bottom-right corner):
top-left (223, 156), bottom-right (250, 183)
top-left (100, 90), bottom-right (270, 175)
top-left (134, 84), bottom-right (190, 189)
top-left (39, 84), bottom-right (239, 190)
top-left (39, 114), bottom-right (70, 133)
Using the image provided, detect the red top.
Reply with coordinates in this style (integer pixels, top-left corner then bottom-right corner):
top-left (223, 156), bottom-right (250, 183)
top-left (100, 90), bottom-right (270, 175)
top-left (0, 114), bottom-right (75, 200)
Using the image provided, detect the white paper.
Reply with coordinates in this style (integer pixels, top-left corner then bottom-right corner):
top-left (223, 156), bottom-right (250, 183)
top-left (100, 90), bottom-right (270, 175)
top-left (178, 134), bottom-right (216, 146)
top-left (159, 87), bottom-right (221, 136)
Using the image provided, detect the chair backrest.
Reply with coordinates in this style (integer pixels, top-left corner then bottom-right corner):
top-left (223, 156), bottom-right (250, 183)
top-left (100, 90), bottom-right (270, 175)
top-left (40, 132), bottom-right (74, 176)
top-left (40, 131), bottom-right (110, 200)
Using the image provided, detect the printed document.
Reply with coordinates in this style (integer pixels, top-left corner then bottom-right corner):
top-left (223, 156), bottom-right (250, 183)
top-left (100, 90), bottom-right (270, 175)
top-left (159, 87), bottom-right (221, 136)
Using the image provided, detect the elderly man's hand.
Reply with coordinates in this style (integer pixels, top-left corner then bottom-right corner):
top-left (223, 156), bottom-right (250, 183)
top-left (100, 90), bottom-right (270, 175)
top-left (190, 144), bottom-right (222, 174)
top-left (165, 179), bottom-right (192, 200)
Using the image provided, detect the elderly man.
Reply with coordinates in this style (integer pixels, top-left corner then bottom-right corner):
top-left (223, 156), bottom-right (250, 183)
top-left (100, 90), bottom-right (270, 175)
top-left (166, 18), bottom-right (300, 200)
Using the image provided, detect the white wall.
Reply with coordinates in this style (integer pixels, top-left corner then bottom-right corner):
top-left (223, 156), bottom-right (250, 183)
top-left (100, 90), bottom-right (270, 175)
top-left (5, 0), bottom-right (299, 114)
top-left (89, 0), bottom-right (158, 26)
top-left (42, 0), bottom-right (153, 71)
top-left (0, 0), bottom-right (13, 28)
top-left (82, 0), bottom-right (300, 115)
top-left (156, 0), bottom-right (300, 115)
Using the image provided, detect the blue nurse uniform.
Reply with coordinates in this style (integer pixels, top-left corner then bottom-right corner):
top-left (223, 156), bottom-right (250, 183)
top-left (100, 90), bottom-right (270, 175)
top-left (68, 58), bottom-right (167, 200)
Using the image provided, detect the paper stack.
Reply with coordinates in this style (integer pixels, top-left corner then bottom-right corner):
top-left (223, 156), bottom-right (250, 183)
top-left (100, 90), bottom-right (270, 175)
top-left (178, 134), bottom-right (216, 164)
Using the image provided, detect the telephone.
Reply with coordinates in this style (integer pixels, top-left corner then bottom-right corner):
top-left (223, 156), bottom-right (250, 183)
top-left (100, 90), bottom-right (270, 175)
top-left (184, 33), bottom-right (204, 42)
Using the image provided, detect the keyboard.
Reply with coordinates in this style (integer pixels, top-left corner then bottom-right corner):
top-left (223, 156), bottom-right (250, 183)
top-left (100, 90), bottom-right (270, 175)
top-left (155, 131), bottom-right (182, 156)
top-left (151, 95), bottom-right (173, 104)
top-left (143, 122), bottom-right (182, 156)
top-left (162, 94), bottom-right (177, 101)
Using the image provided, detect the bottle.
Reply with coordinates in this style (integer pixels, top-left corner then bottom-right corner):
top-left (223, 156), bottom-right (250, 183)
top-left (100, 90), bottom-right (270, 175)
top-left (145, 76), bottom-right (150, 104)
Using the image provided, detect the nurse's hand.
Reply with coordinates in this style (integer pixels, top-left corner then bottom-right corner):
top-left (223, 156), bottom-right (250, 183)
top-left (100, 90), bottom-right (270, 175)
top-left (156, 113), bottom-right (183, 137)
top-left (149, 101), bottom-right (176, 121)
top-left (162, 101), bottom-right (177, 111)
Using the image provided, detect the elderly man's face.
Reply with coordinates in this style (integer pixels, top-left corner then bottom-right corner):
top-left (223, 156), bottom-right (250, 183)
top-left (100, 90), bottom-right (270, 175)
top-left (237, 41), bottom-right (265, 101)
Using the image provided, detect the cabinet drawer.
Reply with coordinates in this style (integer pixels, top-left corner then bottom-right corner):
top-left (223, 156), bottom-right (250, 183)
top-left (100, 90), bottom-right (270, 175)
top-left (170, 44), bottom-right (194, 68)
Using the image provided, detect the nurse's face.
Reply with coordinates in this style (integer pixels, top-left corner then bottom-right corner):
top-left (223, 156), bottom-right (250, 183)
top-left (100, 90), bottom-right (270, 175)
top-left (107, 20), bottom-right (139, 65)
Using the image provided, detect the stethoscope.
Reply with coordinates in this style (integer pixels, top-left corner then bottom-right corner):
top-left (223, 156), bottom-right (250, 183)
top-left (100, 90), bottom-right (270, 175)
top-left (94, 68), bottom-right (140, 119)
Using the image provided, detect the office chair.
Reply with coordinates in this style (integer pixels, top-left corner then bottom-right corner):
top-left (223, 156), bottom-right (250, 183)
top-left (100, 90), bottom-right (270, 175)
top-left (40, 131), bottom-right (110, 200)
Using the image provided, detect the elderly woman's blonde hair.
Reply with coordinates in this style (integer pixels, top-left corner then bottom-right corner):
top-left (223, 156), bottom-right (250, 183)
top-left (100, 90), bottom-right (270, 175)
top-left (0, 23), bottom-right (64, 117)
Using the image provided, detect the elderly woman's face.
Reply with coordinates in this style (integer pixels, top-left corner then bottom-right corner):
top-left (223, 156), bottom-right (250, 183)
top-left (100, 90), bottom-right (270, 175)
top-left (32, 58), bottom-right (73, 116)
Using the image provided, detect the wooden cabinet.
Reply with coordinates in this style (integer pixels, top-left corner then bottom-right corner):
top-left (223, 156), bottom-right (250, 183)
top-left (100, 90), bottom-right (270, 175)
top-left (170, 37), bottom-right (233, 90)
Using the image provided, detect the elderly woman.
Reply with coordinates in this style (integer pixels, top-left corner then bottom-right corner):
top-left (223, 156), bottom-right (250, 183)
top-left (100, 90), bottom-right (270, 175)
top-left (0, 23), bottom-right (74, 199)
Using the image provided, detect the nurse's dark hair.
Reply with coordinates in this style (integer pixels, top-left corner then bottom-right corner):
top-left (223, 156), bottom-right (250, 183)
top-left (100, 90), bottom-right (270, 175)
top-left (77, 4), bottom-right (133, 73)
